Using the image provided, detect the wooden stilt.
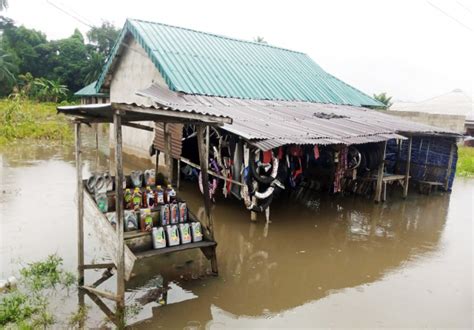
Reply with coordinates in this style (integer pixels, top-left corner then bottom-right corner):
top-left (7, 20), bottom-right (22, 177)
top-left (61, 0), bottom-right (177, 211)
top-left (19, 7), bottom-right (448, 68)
top-left (155, 150), bottom-right (160, 183)
top-left (176, 158), bottom-right (181, 191)
top-left (374, 141), bottom-right (387, 203)
top-left (444, 141), bottom-right (455, 191)
top-left (113, 112), bottom-right (125, 324)
top-left (164, 123), bottom-right (174, 184)
top-left (403, 137), bottom-right (413, 198)
top-left (196, 125), bottom-right (214, 238)
top-left (75, 123), bottom-right (84, 286)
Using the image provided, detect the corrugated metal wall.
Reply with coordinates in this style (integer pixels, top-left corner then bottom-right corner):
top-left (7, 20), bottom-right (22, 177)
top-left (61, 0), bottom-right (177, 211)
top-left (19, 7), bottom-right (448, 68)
top-left (153, 123), bottom-right (183, 159)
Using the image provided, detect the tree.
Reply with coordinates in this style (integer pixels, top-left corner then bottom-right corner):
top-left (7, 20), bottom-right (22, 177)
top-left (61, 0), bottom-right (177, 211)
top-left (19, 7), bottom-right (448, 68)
top-left (0, 0), bottom-right (8, 11)
top-left (83, 50), bottom-right (105, 84)
top-left (0, 47), bottom-right (18, 95)
top-left (373, 92), bottom-right (393, 109)
top-left (87, 21), bottom-right (119, 57)
top-left (253, 36), bottom-right (267, 44)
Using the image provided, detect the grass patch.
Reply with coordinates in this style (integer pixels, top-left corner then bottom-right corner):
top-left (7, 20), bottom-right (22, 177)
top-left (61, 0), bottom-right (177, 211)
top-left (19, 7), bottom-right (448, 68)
top-left (457, 145), bottom-right (474, 177)
top-left (0, 96), bottom-right (73, 145)
top-left (0, 254), bottom-right (76, 329)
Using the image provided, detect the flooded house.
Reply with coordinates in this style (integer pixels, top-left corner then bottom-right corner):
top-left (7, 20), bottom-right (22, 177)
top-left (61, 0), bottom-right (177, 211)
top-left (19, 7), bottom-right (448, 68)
top-left (78, 18), bottom-right (460, 218)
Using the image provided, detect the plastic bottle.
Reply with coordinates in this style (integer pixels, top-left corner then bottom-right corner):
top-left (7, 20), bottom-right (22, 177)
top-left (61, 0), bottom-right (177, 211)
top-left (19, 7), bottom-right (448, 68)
top-left (125, 210), bottom-right (138, 231)
top-left (191, 222), bottom-right (203, 242)
top-left (179, 223), bottom-right (191, 244)
top-left (124, 188), bottom-right (132, 209)
top-left (156, 185), bottom-right (164, 204)
top-left (132, 188), bottom-right (142, 211)
top-left (140, 208), bottom-right (153, 232)
top-left (165, 184), bottom-right (176, 203)
top-left (160, 204), bottom-right (170, 226)
top-left (165, 225), bottom-right (180, 246)
top-left (146, 186), bottom-right (156, 209)
top-left (178, 202), bottom-right (187, 223)
top-left (95, 192), bottom-right (108, 213)
top-left (170, 203), bottom-right (178, 224)
top-left (152, 227), bottom-right (166, 249)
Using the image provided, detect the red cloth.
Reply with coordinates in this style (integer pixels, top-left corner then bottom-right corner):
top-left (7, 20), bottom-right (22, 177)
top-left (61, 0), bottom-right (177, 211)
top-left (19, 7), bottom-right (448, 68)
top-left (313, 145), bottom-right (320, 160)
top-left (262, 150), bottom-right (273, 163)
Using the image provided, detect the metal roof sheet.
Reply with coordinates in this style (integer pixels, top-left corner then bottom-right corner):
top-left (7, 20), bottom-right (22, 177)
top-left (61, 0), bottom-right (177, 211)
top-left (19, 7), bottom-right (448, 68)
top-left (97, 18), bottom-right (383, 107)
top-left (74, 81), bottom-right (108, 97)
top-left (138, 84), bottom-right (459, 150)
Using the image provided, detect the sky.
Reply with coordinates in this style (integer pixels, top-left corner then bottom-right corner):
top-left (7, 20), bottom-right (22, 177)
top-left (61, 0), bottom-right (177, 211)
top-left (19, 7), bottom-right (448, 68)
top-left (3, 0), bottom-right (473, 101)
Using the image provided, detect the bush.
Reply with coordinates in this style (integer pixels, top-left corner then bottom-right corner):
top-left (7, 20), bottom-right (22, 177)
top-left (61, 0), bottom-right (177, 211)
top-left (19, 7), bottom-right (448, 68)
top-left (457, 145), bottom-right (474, 177)
top-left (0, 96), bottom-right (73, 145)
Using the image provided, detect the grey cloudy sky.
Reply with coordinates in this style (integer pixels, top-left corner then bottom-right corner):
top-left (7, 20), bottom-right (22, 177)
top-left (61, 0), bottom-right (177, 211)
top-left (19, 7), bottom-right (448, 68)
top-left (4, 0), bottom-right (473, 101)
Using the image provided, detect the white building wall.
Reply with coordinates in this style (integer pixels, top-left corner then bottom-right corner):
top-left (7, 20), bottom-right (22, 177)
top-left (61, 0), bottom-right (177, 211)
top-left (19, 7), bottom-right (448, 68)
top-left (109, 38), bottom-right (168, 159)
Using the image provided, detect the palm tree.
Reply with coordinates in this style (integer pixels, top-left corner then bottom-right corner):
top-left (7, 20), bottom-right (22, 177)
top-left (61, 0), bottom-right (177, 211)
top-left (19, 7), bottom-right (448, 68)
top-left (373, 92), bottom-right (393, 109)
top-left (47, 80), bottom-right (68, 103)
top-left (0, 0), bottom-right (8, 11)
top-left (0, 49), bottom-right (16, 84)
top-left (253, 36), bottom-right (267, 44)
top-left (84, 51), bottom-right (105, 84)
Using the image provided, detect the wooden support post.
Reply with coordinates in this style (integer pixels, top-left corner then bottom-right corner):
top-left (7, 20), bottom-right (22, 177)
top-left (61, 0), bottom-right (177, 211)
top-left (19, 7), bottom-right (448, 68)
top-left (75, 123), bottom-right (84, 286)
top-left (403, 137), bottom-right (413, 198)
top-left (176, 158), bottom-right (181, 191)
top-left (155, 150), bottom-right (160, 183)
top-left (164, 123), bottom-right (174, 184)
top-left (374, 141), bottom-right (387, 203)
top-left (395, 139), bottom-right (403, 173)
top-left (196, 125), bottom-right (214, 239)
top-left (444, 141), bottom-right (455, 191)
top-left (113, 112), bottom-right (125, 322)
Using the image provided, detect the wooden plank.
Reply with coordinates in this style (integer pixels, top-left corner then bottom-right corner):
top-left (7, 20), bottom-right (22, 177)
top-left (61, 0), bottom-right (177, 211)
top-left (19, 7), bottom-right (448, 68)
top-left (197, 125), bottom-right (214, 238)
top-left (403, 137), bottom-right (413, 198)
top-left (134, 241), bottom-right (217, 259)
top-left (83, 191), bottom-right (136, 280)
top-left (113, 112), bottom-right (125, 315)
top-left (444, 142), bottom-right (455, 191)
top-left (81, 263), bottom-right (115, 270)
top-left (374, 141), bottom-right (387, 203)
top-left (179, 157), bottom-right (245, 187)
top-left (91, 269), bottom-right (114, 288)
top-left (122, 122), bottom-right (154, 132)
top-left (164, 123), bottom-right (174, 183)
top-left (75, 123), bottom-right (84, 286)
top-left (81, 285), bottom-right (119, 302)
top-left (83, 291), bottom-right (117, 325)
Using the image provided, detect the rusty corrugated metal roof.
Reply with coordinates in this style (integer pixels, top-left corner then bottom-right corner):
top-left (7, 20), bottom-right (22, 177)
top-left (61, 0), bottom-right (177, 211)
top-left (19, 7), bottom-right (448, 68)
top-left (138, 84), bottom-right (459, 150)
top-left (97, 18), bottom-right (383, 107)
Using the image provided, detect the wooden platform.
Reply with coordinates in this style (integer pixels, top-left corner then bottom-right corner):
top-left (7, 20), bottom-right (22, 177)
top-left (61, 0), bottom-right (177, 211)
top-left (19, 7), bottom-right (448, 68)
top-left (415, 180), bottom-right (445, 195)
top-left (135, 240), bottom-right (217, 259)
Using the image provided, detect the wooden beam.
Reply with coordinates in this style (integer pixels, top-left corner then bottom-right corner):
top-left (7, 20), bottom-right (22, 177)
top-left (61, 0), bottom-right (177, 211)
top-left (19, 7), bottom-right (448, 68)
top-left (75, 123), bottom-right (84, 287)
top-left (444, 141), bottom-right (456, 191)
top-left (112, 103), bottom-right (232, 125)
top-left (196, 125), bottom-right (214, 239)
top-left (122, 122), bottom-right (154, 132)
top-left (403, 137), bottom-right (413, 198)
top-left (80, 263), bottom-right (116, 270)
top-left (91, 269), bottom-right (114, 288)
top-left (82, 285), bottom-right (120, 302)
top-left (164, 123), bottom-right (174, 184)
top-left (179, 157), bottom-right (245, 187)
top-left (83, 291), bottom-right (117, 325)
top-left (113, 112), bottom-right (126, 318)
top-left (374, 141), bottom-right (387, 203)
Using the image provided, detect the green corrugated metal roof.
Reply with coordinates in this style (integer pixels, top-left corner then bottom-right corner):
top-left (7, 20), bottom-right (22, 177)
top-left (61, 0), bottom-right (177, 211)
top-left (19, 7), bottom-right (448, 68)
top-left (75, 81), bottom-right (108, 97)
top-left (97, 19), bottom-right (382, 107)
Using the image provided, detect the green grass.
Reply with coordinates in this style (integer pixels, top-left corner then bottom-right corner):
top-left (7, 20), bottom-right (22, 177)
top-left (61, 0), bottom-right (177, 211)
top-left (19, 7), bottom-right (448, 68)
top-left (457, 145), bottom-right (474, 177)
top-left (0, 97), bottom-right (73, 145)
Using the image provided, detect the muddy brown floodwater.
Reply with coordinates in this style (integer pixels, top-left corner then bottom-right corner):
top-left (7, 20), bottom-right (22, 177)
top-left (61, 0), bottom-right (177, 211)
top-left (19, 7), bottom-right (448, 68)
top-left (0, 127), bottom-right (472, 328)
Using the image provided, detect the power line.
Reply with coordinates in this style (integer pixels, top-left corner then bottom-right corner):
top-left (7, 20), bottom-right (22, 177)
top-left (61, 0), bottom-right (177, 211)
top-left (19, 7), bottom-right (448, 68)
top-left (427, 1), bottom-right (473, 32)
top-left (456, 1), bottom-right (472, 14)
top-left (45, 0), bottom-right (94, 29)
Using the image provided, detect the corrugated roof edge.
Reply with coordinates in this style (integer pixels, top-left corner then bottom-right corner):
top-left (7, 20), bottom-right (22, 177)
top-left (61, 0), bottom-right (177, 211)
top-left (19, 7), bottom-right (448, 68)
top-left (74, 81), bottom-right (108, 97)
top-left (96, 18), bottom-right (382, 107)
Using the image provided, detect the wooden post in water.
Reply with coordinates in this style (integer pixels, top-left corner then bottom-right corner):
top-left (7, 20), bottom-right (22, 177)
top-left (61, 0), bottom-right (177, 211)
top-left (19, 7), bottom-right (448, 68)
top-left (374, 141), bottom-right (387, 203)
top-left (403, 137), bottom-right (413, 198)
top-left (164, 123), bottom-right (174, 185)
top-left (444, 140), bottom-right (455, 191)
top-left (196, 125), bottom-right (214, 238)
top-left (113, 112), bottom-right (125, 325)
top-left (75, 123), bottom-right (84, 286)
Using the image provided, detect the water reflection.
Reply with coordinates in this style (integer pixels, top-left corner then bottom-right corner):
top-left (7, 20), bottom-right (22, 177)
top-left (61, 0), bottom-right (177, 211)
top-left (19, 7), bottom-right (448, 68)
top-left (0, 127), bottom-right (469, 329)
